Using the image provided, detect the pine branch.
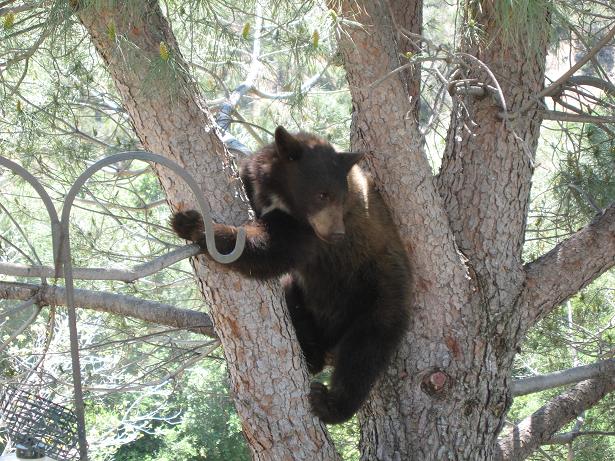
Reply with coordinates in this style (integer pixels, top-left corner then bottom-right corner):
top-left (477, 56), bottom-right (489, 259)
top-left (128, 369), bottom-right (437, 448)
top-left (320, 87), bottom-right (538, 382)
top-left (543, 110), bottom-right (615, 124)
top-left (521, 202), bottom-right (615, 329)
top-left (0, 280), bottom-right (215, 337)
top-left (0, 1), bottom-right (39, 16)
top-left (544, 431), bottom-right (615, 445)
top-left (566, 75), bottom-right (615, 97)
top-left (249, 65), bottom-right (330, 100)
top-left (512, 359), bottom-right (615, 396)
top-left (531, 24), bottom-right (615, 100)
top-left (215, 2), bottom-right (263, 156)
top-left (498, 376), bottom-right (615, 460)
top-left (0, 244), bottom-right (200, 282)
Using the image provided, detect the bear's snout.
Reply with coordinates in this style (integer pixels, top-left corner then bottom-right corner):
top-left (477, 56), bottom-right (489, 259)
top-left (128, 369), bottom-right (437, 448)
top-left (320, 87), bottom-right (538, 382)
top-left (308, 205), bottom-right (345, 243)
top-left (328, 231), bottom-right (346, 243)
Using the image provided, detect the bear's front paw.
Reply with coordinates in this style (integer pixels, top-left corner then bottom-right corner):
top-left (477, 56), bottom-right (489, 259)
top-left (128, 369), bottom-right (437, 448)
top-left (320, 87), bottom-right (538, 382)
top-left (171, 210), bottom-right (204, 241)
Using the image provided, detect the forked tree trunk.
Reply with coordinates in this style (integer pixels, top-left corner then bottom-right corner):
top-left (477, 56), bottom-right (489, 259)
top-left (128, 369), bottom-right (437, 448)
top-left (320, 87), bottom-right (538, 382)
top-left (71, 1), bottom-right (615, 460)
top-left (75, 1), bottom-right (338, 459)
top-left (331, 1), bottom-right (549, 459)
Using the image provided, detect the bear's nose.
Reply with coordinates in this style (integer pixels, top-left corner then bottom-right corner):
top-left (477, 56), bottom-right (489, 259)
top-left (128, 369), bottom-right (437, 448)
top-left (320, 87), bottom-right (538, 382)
top-left (330, 232), bottom-right (345, 243)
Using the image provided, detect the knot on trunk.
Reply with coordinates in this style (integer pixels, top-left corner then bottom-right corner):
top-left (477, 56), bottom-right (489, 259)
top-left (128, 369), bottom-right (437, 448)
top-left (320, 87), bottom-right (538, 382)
top-left (421, 369), bottom-right (450, 398)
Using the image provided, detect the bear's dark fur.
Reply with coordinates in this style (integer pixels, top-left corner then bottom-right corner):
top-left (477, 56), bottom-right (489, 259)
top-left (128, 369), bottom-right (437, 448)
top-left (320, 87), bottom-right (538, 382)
top-left (172, 126), bottom-right (411, 424)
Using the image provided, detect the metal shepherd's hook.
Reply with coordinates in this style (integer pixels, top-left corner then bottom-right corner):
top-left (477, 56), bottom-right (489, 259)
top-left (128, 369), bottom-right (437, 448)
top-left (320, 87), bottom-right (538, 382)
top-left (1, 151), bottom-right (245, 460)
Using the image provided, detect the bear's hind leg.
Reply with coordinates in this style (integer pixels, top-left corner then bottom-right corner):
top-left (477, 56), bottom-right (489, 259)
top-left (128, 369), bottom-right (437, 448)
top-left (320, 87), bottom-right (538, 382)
top-left (283, 276), bottom-right (326, 374)
top-left (309, 317), bottom-right (403, 424)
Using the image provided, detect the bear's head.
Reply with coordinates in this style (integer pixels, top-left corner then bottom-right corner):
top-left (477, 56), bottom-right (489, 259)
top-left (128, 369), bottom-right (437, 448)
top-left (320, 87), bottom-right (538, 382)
top-left (271, 126), bottom-right (363, 243)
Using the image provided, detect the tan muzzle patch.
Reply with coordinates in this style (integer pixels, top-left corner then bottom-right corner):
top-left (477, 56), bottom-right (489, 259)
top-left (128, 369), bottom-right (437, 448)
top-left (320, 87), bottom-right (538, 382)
top-left (308, 204), bottom-right (345, 243)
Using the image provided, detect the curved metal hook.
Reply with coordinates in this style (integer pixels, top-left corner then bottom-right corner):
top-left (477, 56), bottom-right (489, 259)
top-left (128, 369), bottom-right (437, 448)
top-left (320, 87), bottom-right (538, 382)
top-left (57, 151), bottom-right (246, 460)
top-left (0, 155), bottom-right (86, 459)
top-left (61, 151), bottom-right (246, 264)
top-left (0, 156), bottom-right (62, 268)
top-left (1, 151), bottom-right (247, 461)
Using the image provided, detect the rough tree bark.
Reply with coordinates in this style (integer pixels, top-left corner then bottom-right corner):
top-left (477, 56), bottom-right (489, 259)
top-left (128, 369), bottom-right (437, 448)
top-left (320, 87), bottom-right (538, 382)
top-left (332, 0), bottom-right (615, 460)
top-left (332, 1), bottom-right (480, 459)
top-left (388, 0), bottom-right (422, 119)
top-left (74, 1), bottom-right (338, 460)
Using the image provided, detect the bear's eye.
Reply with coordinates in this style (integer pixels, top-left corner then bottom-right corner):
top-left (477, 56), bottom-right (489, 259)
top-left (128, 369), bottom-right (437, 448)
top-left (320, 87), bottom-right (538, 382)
top-left (319, 192), bottom-right (329, 201)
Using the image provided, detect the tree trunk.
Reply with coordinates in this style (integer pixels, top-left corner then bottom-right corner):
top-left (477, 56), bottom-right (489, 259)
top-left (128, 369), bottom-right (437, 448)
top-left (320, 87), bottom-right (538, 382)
top-left (332, 1), bottom-right (550, 459)
top-left (75, 2), bottom-right (338, 459)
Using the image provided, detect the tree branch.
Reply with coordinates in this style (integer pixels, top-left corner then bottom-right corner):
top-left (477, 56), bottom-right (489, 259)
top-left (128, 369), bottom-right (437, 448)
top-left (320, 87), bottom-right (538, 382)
top-left (0, 1), bottom-right (39, 17)
top-left (566, 75), bottom-right (615, 97)
top-left (521, 202), bottom-right (615, 329)
top-left (73, 197), bottom-right (166, 211)
top-left (215, 2), bottom-right (263, 156)
top-left (0, 280), bottom-right (215, 337)
top-left (512, 359), bottom-right (615, 396)
top-left (530, 24), bottom-right (615, 101)
top-left (542, 110), bottom-right (615, 124)
top-left (249, 64), bottom-right (330, 100)
top-left (544, 431), bottom-right (615, 445)
top-left (498, 376), bottom-right (615, 461)
top-left (0, 244), bottom-right (200, 282)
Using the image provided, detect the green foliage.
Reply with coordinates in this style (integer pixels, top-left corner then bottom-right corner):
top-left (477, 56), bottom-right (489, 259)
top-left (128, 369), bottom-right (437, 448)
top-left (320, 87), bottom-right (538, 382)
top-left (328, 419), bottom-right (360, 461)
top-left (553, 125), bottom-right (615, 229)
top-left (510, 274), bottom-right (615, 460)
top-left (461, 0), bottom-right (556, 51)
top-left (110, 362), bottom-right (250, 461)
top-left (493, 0), bottom-right (553, 47)
top-left (3, 12), bottom-right (15, 30)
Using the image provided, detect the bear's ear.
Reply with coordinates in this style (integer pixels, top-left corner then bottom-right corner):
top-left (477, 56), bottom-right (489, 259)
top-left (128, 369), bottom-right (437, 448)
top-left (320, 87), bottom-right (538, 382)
top-left (338, 152), bottom-right (364, 172)
top-left (274, 126), bottom-right (302, 161)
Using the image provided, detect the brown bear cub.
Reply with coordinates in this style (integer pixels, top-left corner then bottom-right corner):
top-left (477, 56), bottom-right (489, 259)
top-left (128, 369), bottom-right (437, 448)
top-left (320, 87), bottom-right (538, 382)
top-left (172, 126), bottom-right (411, 424)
